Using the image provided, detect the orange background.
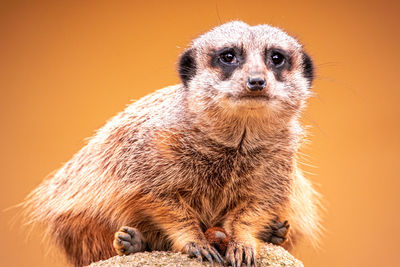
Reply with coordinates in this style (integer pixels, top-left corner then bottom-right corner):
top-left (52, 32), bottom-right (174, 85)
top-left (1, 1), bottom-right (400, 266)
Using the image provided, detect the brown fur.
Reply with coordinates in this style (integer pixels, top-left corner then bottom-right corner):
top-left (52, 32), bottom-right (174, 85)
top-left (24, 21), bottom-right (321, 266)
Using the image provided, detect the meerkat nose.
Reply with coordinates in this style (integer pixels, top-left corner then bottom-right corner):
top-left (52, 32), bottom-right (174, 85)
top-left (246, 76), bottom-right (267, 92)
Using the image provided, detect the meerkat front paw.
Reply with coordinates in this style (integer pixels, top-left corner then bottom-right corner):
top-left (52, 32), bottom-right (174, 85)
top-left (225, 241), bottom-right (257, 267)
top-left (113, 226), bottom-right (146, 256)
top-left (268, 220), bottom-right (290, 245)
top-left (184, 241), bottom-right (224, 265)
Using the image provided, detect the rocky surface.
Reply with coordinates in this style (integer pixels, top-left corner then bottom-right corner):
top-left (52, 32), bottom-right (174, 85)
top-left (88, 243), bottom-right (303, 267)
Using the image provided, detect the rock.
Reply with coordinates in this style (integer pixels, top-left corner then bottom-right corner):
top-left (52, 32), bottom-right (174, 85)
top-left (88, 244), bottom-right (303, 267)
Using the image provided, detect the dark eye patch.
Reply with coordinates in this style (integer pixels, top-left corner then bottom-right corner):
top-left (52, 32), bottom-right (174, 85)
top-left (302, 52), bottom-right (314, 84)
top-left (210, 46), bottom-right (244, 80)
top-left (179, 48), bottom-right (197, 87)
top-left (266, 48), bottom-right (292, 82)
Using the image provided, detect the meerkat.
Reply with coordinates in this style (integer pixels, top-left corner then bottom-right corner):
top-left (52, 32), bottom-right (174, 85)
top-left (25, 21), bottom-right (321, 267)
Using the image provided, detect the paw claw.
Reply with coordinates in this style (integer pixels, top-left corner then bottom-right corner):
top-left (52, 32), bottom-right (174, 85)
top-left (226, 241), bottom-right (256, 267)
top-left (185, 241), bottom-right (223, 265)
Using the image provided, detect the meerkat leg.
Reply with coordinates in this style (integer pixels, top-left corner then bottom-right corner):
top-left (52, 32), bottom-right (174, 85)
top-left (223, 203), bottom-right (276, 267)
top-left (167, 219), bottom-right (224, 265)
top-left (143, 198), bottom-right (224, 265)
top-left (113, 226), bottom-right (147, 255)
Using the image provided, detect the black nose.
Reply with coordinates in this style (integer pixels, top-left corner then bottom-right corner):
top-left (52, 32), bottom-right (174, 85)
top-left (247, 77), bottom-right (266, 92)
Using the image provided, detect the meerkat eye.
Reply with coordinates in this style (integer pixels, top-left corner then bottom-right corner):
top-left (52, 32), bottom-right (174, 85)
top-left (219, 51), bottom-right (238, 65)
top-left (271, 52), bottom-right (285, 67)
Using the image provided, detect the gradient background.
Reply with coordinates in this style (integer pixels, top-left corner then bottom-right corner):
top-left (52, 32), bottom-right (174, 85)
top-left (1, 1), bottom-right (400, 266)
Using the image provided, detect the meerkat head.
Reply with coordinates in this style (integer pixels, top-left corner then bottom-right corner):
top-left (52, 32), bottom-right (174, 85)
top-left (179, 21), bottom-right (314, 124)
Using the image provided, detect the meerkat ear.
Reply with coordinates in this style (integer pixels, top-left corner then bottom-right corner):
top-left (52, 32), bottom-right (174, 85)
top-left (179, 48), bottom-right (197, 87)
top-left (302, 52), bottom-right (314, 84)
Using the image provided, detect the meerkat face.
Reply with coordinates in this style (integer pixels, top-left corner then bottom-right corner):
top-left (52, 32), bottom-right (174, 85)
top-left (179, 21), bottom-right (314, 121)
